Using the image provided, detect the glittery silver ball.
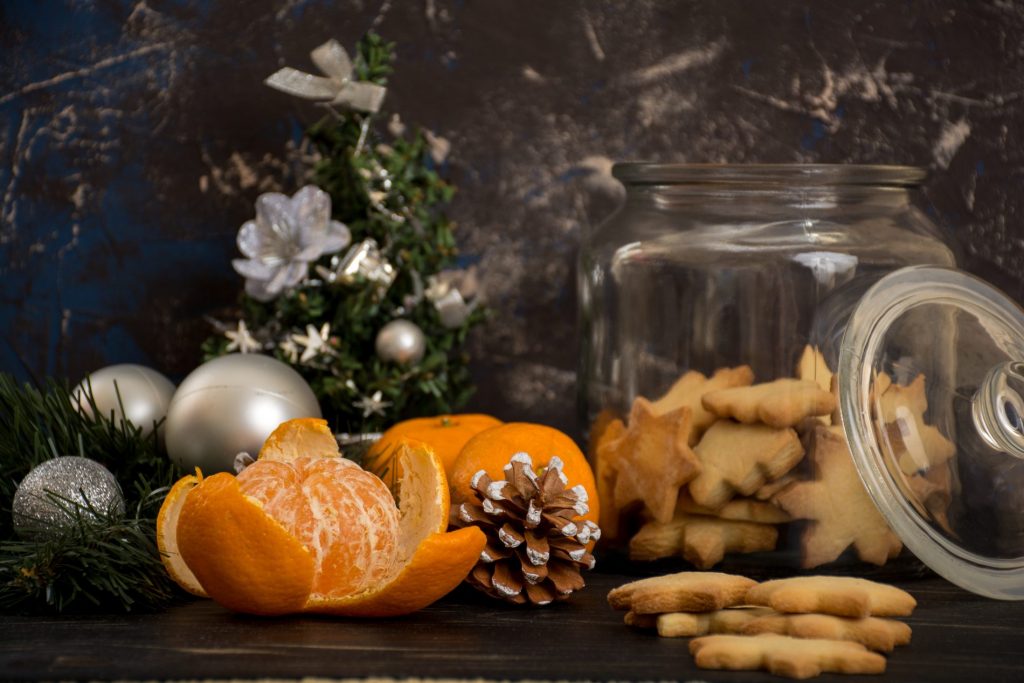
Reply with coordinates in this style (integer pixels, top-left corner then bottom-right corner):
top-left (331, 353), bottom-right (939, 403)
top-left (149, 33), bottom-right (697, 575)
top-left (72, 364), bottom-right (176, 441)
top-left (375, 319), bottom-right (426, 365)
top-left (12, 456), bottom-right (125, 540)
top-left (164, 354), bottom-right (322, 474)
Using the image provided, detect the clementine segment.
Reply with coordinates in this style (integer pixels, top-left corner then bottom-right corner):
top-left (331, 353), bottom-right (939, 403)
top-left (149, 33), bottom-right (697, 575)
top-left (449, 422), bottom-right (600, 526)
top-left (368, 414), bottom-right (502, 478)
top-left (258, 417), bottom-right (340, 462)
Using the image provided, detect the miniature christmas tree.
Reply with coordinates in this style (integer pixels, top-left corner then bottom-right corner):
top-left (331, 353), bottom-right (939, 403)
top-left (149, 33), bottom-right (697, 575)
top-left (203, 33), bottom-right (485, 433)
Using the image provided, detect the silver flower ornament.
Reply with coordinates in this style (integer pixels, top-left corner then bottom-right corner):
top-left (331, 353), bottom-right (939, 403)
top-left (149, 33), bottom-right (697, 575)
top-left (233, 185), bottom-right (351, 302)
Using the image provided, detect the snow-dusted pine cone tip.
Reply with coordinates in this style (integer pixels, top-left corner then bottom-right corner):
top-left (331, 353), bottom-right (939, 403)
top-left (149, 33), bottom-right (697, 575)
top-left (450, 452), bottom-right (601, 605)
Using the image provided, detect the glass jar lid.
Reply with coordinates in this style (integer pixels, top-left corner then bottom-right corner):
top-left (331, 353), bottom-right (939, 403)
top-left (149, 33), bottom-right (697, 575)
top-left (840, 266), bottom-right (1024, 599)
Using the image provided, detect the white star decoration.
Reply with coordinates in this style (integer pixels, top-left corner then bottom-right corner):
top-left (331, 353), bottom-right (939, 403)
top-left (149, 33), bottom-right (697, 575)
top-left (354, 391), bottom-right (391, 418)
top-left (278, 338), bottom-right (300, 363)
top-left (291, 323), bottom-right (336, 364)
top-left (224, 320), bottom-right (261, 353)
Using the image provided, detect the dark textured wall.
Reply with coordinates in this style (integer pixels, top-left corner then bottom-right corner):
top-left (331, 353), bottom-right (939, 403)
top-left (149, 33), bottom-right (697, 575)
top-left (2, 1), bottom-right (1023, 434)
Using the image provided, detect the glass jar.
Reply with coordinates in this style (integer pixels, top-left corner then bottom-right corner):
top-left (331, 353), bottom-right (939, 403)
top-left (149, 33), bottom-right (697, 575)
top-left (579, 163), bottom-right (1024, 592)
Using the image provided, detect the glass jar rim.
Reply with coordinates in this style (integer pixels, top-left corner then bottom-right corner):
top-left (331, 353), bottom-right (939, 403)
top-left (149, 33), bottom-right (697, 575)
top-left (612, 163), bottom-right (926, 187)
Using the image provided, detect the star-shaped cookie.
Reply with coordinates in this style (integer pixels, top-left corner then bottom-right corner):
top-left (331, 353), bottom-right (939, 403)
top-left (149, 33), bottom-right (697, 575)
top-left (651, 365), bottom-right (754, 444)
top-left (875, 373), bottom-right (955, 475)
top-left (593, 415), bottom-right (627, 539)
top-left (774, 425), bottom-right (902, 568)
top-left (629, 511), bottom-right (779, 569)
top-left (608, 397), bottom-right (701, 524)
top-left (688, 420), bottom-right (805, 509)
top-left (796, 345), bottom-right (833, 394)
top-left (702, 378), bottom-right (837, 429)
top-left (690, 633), bottom-right (887, 679)
top-left (797, 345), bottom-right (834, 426)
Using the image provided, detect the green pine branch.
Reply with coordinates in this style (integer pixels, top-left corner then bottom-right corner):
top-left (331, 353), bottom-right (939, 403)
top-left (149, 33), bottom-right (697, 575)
top-left (0, 487), bottom-right (174, 613)
top-left (0, 375), bottom-right (181, 613)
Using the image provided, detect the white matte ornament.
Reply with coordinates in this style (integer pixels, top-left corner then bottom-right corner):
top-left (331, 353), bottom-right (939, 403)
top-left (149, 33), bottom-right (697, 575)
top-left (164, 354), bottom-right (322, 473)
top-left (375, 320), bottom-right (426, 365)
top-left (12, 456), bottom-right (125, 539)
top-left (72, 364), bottom-right (176, 440)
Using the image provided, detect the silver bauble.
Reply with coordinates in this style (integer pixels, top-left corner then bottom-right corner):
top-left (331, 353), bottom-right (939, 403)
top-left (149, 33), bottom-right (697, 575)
top-left (164, 353), bottom-right (322, 473)
top-left (12, 456), bottom-right (125, 539)
top-left (375, 319), bottom-right (426, 365)
top-left (72, 364), bottom-right (176, 440)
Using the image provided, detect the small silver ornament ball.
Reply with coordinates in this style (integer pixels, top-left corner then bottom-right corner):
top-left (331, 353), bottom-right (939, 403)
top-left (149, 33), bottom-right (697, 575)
top-left (72, 364), bottom-right (176, 439)
top-left (164, 354), bottom-right (322, 473)
top-left (375, 319), bottom-right (426, 365)
top-left (12, 456), bottom-right (125, 539)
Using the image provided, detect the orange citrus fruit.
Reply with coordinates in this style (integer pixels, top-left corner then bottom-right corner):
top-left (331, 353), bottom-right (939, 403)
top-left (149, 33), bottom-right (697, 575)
top-left (367, 414), bottom-right (502, 479)
top-left (449, 422), bottom-right (600, 526)
top-left (159, 419), bottom-right (485, 616)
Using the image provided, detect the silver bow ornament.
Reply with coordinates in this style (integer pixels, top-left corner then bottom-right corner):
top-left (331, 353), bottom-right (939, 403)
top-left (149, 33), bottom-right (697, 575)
top-left (425, 268), bottom-right (481, 329)
top-left (264, 39), bottom-right (387, 113)
top-left (316, 238), bottom-right (397, 296)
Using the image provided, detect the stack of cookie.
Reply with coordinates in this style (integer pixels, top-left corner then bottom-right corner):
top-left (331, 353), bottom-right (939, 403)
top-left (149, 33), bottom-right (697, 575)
top-left (594, 346), bottom-right (957, 570)
top-left (609, 572), bottom-right (916, 679)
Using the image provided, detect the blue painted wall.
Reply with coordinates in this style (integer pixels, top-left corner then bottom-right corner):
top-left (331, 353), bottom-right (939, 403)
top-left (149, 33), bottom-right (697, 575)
top-left (2, 1), bottom-right (1023, 432)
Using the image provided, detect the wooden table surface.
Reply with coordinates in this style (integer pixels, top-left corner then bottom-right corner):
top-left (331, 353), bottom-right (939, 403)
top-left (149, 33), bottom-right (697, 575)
top-left (1, 571), bottom-right (1022, 682)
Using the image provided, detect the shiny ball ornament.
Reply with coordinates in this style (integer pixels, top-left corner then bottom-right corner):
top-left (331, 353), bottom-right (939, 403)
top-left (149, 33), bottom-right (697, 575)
top-left (375, 319), bottom-right (427, 365)
top-left (12, 456), bottom-right (125, 539)
top-left (72, 364), bottom-right (176, 439)
top-left (164, 354), bottom-right (322, 473)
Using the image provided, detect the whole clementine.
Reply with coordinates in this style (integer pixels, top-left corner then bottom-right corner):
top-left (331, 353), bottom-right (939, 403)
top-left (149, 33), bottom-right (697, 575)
top-left (368, 414), bottom-right (502, 479)
top-left (449, 422), bottom-right (600, 525)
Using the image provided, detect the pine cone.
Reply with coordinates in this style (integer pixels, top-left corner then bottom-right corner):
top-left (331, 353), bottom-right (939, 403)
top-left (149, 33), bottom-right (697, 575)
top-left (450, 452), bottom-right (601, 605)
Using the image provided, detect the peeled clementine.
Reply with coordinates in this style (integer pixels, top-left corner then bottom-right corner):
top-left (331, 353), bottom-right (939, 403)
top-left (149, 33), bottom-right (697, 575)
top-left (449, 422), bottom-right (600, 526)
top-left (367, 414), bottom-right (502, 479)
top-left (159, 419), bottom-right (485, 617)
